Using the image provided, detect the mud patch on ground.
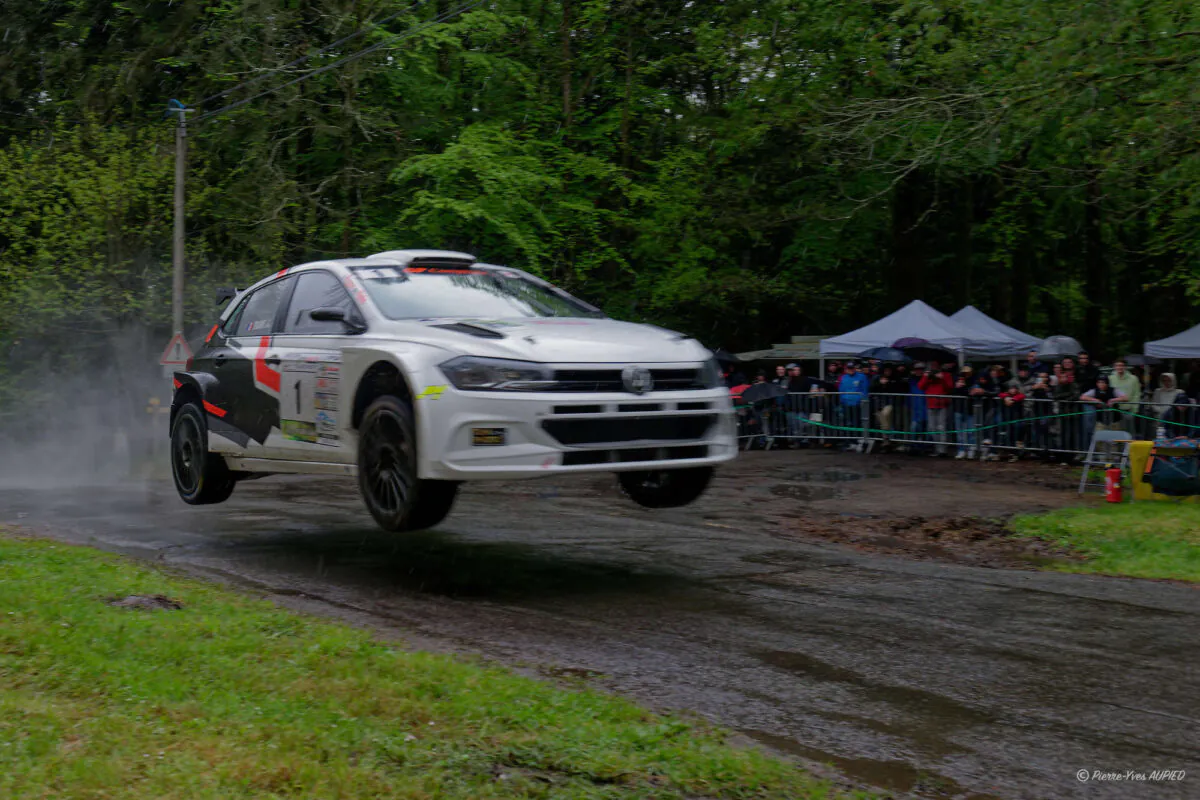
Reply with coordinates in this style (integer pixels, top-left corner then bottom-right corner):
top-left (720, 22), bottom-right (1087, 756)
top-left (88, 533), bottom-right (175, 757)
top-left (785, 514), bottom-right (1079, 568)
top-left (687, 451), bottom-right (1088, 569)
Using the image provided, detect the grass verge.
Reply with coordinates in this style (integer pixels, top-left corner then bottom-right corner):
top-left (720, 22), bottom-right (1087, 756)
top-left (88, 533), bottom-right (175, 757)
top-left (1010, 504), bottom-right (1200, 582)
top-left (0, 532), bottom-right (854, 799)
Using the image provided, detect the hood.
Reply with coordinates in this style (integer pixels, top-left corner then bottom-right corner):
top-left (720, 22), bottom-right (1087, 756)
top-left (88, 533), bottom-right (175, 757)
top-left (392, 317), bottom-right (712, 363)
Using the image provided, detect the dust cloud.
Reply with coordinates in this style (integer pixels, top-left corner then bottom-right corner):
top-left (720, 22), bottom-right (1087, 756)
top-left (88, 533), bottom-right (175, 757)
top-left (0, 325), bottom-right (179, 490)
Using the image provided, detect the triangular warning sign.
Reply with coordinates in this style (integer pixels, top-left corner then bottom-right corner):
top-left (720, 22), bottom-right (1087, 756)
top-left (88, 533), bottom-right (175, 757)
top-left (159, 332), bottom-right (194, 366)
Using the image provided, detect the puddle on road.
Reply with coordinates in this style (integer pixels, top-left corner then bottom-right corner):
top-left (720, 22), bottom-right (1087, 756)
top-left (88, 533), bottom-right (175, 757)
top-left (788, 469), bottom-right (882, 483)
top-left (767, 469), bottom-right (884, 502)
top-left (758, 649), bottom-right (995, 729)
top-left (752, 649), bottom-right (1003, 795)
top-left (743, 728), bottom-right (991, 798)
top-left (769, 484), bottom-right (839, 502)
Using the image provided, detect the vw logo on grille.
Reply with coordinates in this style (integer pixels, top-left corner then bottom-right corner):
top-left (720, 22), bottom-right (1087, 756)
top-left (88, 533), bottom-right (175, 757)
top-left (621, 366), bottom-right (654, 394)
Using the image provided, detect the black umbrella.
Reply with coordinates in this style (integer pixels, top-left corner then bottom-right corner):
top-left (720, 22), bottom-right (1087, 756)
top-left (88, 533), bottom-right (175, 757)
top-left (712, 348), bottom-right (740, 367)
top-left (892, 338), bottom-right (955, 364)
top-left (858, 346), bottom-right (912, 364)
top-left (739, 382), bottom-right (788, 405)
top-left (1122, 354), bottom-right (1162, 367)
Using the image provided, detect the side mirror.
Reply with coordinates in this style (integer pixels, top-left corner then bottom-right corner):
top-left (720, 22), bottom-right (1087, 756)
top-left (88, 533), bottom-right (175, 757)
top-left (309, 307), bottom-right (346, 322)
top-left (309, 307), bottom-right (366, 333)
top-left (215, 287), bottom-right (238, 305)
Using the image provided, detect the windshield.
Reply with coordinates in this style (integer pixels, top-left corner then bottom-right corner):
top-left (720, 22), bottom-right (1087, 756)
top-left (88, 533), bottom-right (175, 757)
top-left (350, 264), bottom-right (605, 320)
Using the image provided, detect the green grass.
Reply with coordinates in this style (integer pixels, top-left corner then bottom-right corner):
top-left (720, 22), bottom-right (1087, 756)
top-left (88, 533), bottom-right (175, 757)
top-left (1011, 504), bottom-right (1200, 582)
top-left (0, 532), bottom-right (855, 800)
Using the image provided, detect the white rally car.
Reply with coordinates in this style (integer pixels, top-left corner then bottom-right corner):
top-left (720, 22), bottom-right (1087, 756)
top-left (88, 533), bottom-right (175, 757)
top-left (170, 249), bottom-right (737, 531)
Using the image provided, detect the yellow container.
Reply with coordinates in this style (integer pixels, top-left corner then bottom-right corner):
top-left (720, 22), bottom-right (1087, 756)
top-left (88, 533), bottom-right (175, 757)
top-left (1128, 440), bottom-right (1200, 503)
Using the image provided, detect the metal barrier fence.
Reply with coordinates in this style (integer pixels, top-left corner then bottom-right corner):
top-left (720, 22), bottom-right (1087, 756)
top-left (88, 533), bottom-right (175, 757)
top-left (736, 391), bottom-right (867, 450)
top-left (736, 391), bottom-right (1200, 459)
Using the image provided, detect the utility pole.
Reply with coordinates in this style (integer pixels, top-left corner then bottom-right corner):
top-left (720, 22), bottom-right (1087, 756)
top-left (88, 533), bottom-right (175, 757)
top-left (169, 99), bottom-right (188, 337)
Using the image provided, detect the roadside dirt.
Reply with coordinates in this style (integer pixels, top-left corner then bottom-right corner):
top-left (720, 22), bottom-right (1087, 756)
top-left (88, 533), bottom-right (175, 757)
top-left (480, 450), bottom-right (1091, 571)
top-left (702, 451), bottom-right (1089, 569)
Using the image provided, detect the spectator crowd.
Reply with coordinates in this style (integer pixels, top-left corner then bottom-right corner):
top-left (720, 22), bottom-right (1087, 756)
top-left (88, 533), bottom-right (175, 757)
top-left (729, 350), bottom-right (1200, 460)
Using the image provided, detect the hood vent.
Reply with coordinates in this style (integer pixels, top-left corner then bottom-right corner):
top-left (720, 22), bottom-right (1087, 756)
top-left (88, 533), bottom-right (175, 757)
top-left (430, 322), bottom-right (506, 339)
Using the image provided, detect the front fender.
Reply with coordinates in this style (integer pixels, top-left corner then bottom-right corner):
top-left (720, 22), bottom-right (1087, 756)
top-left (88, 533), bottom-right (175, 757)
top-left (171, 371), bottom-right (221, 423)
top-left (341, 342), bottom-right (455, 469)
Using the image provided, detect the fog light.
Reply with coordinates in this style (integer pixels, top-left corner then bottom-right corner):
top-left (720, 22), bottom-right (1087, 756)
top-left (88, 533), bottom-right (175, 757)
top-left (471, 427), bottom-right (507, 446)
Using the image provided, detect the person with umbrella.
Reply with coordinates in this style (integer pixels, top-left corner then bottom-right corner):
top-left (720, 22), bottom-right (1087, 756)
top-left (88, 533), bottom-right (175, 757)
top-left (740, 374), bottom-right (789, 449)
top-left (837, 361), bottom-right (871, 451)
top-left (712, 349), bottom-right (740, 387)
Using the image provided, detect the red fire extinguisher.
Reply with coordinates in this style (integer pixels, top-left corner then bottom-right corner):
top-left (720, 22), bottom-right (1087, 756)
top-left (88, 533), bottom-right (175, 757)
top-left (1105, 465), bottom-right (1123, 503)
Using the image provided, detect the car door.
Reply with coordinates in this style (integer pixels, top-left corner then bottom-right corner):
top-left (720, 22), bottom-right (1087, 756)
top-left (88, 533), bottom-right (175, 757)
top-left (218, 276), bottom-right (294, 458)
top-left (267, 269), bottom-right (363, 463)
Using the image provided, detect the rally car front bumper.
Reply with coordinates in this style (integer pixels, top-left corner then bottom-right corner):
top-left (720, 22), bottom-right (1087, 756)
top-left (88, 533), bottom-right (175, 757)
top-left (413, 385), bottom-right (737, 481)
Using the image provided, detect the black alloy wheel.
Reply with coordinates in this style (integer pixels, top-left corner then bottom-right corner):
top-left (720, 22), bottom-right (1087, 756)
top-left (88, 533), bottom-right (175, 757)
top-left (357, 395), bottom-right (419, 531)
top-left (617, 466), bottom-right (714, 509)
top-left (170, 402), bottom-right (236, 505)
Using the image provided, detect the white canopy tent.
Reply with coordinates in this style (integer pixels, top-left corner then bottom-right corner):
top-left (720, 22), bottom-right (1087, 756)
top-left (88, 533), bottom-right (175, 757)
top-left (950, 305), bottom-right (1041, 358)
top-left (1146, 323), bottom-right (1200, 359)
top-left (819, 300), bottom-right (993, 363)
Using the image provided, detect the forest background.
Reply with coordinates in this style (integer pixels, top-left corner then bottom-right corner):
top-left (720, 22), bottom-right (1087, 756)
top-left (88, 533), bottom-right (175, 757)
top-left (2, 0), bottom-right (1198, 394)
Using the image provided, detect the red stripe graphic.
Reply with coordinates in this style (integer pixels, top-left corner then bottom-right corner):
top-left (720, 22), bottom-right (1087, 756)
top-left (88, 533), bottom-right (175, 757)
top-left (276, 266), bottom-right (289, 278)
top-left (204, 323), bottom-right (219, 344)
top-left (172, 378), bottom-right (182, 390)
top-left (255, 335), bottom-right (281, 393)
top-left (203, 400), bottom-right (226, 418)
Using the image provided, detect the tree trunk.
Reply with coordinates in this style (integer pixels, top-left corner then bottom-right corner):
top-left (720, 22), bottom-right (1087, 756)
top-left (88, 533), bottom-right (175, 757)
top-left (889, 173), bottom-right (925, 304)
top-left (436, 0), bottom-right (451, 77)
top-left (1082, 177), bottom-right (1106, 350)
top-left (955, 178), bottom-right (973, 310)
top-left (621, 27), bottom-right (633, 168)
top-left (560, 0), bottom-right (572, 128)
top-left (1010, 233), bottom-right (1032, 332)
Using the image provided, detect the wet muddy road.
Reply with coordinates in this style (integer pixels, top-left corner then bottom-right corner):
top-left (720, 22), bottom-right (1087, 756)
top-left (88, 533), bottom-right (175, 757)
top-left (3, 452), bottom-right (1197, 799)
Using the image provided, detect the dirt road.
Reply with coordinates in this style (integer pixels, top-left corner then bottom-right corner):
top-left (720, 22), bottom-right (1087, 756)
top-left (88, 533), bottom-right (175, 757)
top-left (2, 451), bottom-right (1197, 799)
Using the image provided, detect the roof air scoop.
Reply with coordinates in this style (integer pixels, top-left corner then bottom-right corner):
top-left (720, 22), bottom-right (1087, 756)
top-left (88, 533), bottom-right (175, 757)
top-left (368, 249), bottom-right (477, 266)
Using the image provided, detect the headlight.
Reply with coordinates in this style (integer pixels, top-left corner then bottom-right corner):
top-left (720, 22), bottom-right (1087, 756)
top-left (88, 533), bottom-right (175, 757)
top-left (698, 357), bottom-right (723, 389)
top-left (439, 356), bottom-right (555, 391)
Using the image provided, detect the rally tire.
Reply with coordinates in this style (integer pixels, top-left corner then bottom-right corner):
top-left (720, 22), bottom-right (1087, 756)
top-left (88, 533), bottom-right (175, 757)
top-left (405, 480), bottom-right (460, 530)
top-left (617, 467), bottom-right (714, 509)
top-left (357, 395), bottom-right (422, 531)
top-left (170, 402), bottom-right (236, 505)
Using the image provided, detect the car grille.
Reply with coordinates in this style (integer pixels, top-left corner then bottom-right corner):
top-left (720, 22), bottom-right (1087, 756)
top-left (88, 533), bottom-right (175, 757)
top-left (549, 367), bottom-right (705, 393)
top-left (562, 445), bottom-right (709, 466)
top-left (542, 415), bottom-right (716, 445)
